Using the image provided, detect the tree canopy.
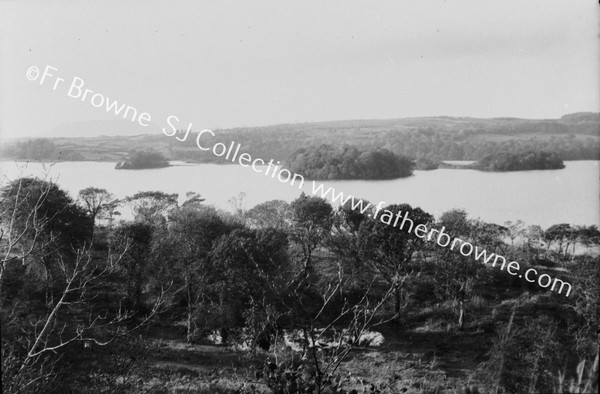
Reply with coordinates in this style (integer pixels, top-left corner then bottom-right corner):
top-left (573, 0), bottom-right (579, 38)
top-left (288, 144), bottom-right (414, 180)
top-left (2, 177), bottom-right (598, 394)
top-left (473, 151), bottom-right (565, 171)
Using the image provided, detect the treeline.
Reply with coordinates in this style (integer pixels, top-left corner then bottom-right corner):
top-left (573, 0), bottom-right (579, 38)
top-left (287, 145), bottom-right (414, 180)
top-left (165, 113), bottom-right (600, 164)
top-left (167, 123), bottom-right (600, 166)
top-left (4, 114), bottom-right (599, 165)
top-left (473, 150), bottom-right (565, 171)
top-left (1, 178), bottom-right (598, 392)
top-left (2, 138), bottom-right (85, 161)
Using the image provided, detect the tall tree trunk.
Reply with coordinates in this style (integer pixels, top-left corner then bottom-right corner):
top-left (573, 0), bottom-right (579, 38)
top-left (458, 300), bottom-right (465, 331)
top-left (186, 283), bottom-right (193, 343)
top-left (90, 212), bottom-right (97, 238)
top-left (394, 288), bottom-right (401, 316)
top-left (304, 247), bottom-right (313, 274)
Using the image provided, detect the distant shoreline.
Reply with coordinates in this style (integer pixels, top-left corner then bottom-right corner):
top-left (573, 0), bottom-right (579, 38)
top-left (2, 158), bottom-right (589, 177)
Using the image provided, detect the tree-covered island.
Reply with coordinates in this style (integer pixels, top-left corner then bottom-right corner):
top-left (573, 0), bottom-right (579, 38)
top-left (439, 150), bottom-right (566, 171)
top-left (473, 150), bottom-right (565, 171)
top-left (287, 144), bottom-right (415, 180)
top-left (115, 151), bottom-right (170, 169)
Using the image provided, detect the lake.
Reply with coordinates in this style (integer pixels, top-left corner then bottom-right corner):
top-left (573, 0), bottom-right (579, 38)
top-left (1, 160), bottom-right (598, 228)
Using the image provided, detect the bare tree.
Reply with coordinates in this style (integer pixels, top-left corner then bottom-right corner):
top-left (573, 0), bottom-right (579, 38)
top-left (1, 176), bottom-right (167, 393)
top-left (0, 177), bottom-right (55, 298)
top-left (249, 254), bottom-right (398, 394)
top-left (291, 274), bottom-right (398, 393)
top-left (2, 244), bottom-right (167, 393)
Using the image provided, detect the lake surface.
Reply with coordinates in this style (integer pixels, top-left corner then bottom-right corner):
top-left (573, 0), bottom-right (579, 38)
top-left (1, 160), bottom-right (598, 228)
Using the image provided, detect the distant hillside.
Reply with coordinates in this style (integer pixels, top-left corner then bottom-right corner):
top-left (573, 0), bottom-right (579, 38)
top-left (1, 113), bottom-right (599, 163)
top-left (167, 113), bottom-right (600, 164)
top-left (47, 119), bottom-right (162, 138)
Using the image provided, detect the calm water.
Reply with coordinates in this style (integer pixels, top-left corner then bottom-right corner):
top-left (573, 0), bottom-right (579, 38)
top-left (1, 160), bottom-right (598, 228)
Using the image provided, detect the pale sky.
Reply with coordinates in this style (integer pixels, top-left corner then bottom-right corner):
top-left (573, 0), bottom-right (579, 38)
top-left (1, 0), bottom-right (598, 138)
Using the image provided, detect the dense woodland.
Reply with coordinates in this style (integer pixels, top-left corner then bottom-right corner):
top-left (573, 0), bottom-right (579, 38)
top-left (3, 113), bottom-right (600, 168)
top-left (1, 177), bottom-right (598, 393)
top-left (471, 151), bottom-right (565, 172)
top-left (169, 113), bottom-right (600, 166)
top-left (287, 145), bottom-right (414, 180)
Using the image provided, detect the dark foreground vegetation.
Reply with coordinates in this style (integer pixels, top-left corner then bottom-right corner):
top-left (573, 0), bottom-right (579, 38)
top-left (1, 177), bottom-right (598, 393)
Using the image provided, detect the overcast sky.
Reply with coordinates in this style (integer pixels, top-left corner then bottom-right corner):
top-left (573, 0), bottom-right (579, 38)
top-left (1, 0), bottom-right (598, 138)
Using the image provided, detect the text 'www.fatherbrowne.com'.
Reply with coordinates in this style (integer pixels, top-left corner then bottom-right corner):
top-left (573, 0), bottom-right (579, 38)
top-left (310, 182), bottom-right (573, 297)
